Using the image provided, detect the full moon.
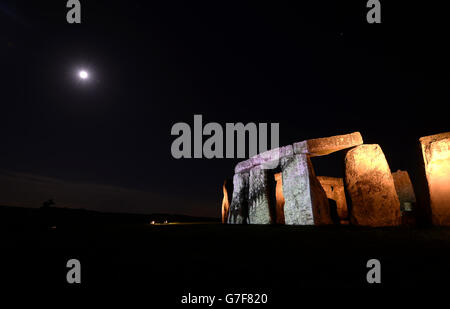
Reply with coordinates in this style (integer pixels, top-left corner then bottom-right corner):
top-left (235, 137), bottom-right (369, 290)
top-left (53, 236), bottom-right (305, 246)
top-left (78, 70), bottom-right (89, 80)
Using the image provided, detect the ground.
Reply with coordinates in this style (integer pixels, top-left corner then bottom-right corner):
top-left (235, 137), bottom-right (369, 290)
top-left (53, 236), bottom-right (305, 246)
top-left (3, 211), bottom-right (450, 298)
top-left (2, 207), bottom-right (450, 307)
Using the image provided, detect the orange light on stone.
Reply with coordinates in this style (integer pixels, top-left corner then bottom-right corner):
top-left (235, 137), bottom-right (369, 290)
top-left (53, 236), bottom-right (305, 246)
top-left (420, 132), bottom-right (450, 225)
top-left (293, 132), bottom-right (363, 157)
top-left (274, 173), bottom-right (285, 224)
top-left (317, 176), bottom-right (348, 220)
top-left (391, 170), bottom-right (416, 211)
top-left (345, 144), bottom-right (401, 227)
top-left (221, 180), bottom-right (230, 223)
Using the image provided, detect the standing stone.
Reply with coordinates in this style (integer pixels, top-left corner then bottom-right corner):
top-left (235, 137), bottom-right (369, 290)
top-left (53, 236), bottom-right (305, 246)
top-left (248, 165), bottom-right (272, 224)
top-left (419, 132), bottom-right (450, 225)
top-left (317, 176), bottom-right (348, 220)
top-left (345, 144), bottom-right (401, 226)
top-left (221, 179), bottom-right (231, 223)
top-left (274, 173), bottom-right (285, 224)
top-left (280, 154), bottom-right (332, 225)
top-left (392, 170), bottom-right (416, 211)
top-left (227, 172), bottom-right (249, 224)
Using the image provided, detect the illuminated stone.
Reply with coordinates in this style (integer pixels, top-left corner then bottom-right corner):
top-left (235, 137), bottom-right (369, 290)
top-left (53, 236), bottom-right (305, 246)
top-left (280, 154), bottom-right (332, 225)
top-left (250, 145), bottom-right (293, 170)
top-left (420, 132), bottom-right (450, 225)
top-left (234, 145), bottom-right (294, 174)
top-left (227, 172), bottom-right (249, 224)
top-left (274, 173), bottom-right (285, 224)
top-left (392, 170), bottom-right (416, 211)
top-left (234, 158), bottom-right (255, 174)
top-left (228, 132), bottom-right (365, 225)
top-left (221, 179), bottom-right (231, 223)
top-left (293, 132), bottom-right (363, 157)
top-left (344, 144), bottom-right (401, 226)
top-left (317, 176), bottom-right (348, 220)
top-left (248, 165), bottom-right (272, 224)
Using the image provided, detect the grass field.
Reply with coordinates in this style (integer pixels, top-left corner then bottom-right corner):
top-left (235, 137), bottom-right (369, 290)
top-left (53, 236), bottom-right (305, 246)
top-left (3, 216), bottom-right (450, 293)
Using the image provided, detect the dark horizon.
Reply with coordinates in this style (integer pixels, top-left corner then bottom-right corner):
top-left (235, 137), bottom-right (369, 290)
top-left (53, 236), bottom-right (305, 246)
top-left (1, 1), bottom-right (449, 217)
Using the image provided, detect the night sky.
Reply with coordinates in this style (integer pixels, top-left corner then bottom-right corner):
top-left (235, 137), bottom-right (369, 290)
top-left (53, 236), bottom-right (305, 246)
top-left (1, 1), bottom-right (449, 217)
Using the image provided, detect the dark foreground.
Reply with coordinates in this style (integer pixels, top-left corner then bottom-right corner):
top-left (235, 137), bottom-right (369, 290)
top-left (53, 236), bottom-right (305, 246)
top-left (2, 207), bottom-right (450, 303)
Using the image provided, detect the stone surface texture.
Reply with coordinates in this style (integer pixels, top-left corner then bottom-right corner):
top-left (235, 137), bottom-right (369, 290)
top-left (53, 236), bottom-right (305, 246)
top-left (274, 172), bottom-right (285, 224)
top-left (280, 154), bottom-right (332, 225)
top-left (345, 144), bottom-right (401, 226)
top-left (227, 172), bottom-right (249, 224)
top-left (234, 158), bottom-right (255, 174)
top-left (293, 132), bottom-right (363, 157)
top-left (248, 165), bottom-right (272, 224)
top-left (221, 180), bottom-right (230, 223)
top-left (317, 176), bottom-right (348, 220)
top-left (251, 145), bottom-right (293, 170)
top-left (420, 132), bottom-right (450, 225)
top-left (392, 170), bottom-right (416, 211)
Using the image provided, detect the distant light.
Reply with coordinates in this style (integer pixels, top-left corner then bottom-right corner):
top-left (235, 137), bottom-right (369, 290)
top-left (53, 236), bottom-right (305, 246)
top-left (78, 70), bottom-right (89, 80)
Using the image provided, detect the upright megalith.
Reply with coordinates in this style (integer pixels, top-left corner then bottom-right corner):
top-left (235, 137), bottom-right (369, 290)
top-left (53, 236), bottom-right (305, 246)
top-left (294, 132), bottom-right (363, 157)
top-left (248, 165), bottom-right (272, 224)
top-left (274, 172), bottom-right (285, 224)
top-left (221, 179), bottom-right (232, 223)
top-left (281, 154), bottom-right (332, 225)
top-left (317, 176), bottom-right (348, 220)
top-left (227, 172), bottom-right (249, 224)
top-left (392, 170), bottom-right (416, 211)
top-left (344, 144), bottom-right (401, 226)
top-left (419, 132), bottom-right (450, 225)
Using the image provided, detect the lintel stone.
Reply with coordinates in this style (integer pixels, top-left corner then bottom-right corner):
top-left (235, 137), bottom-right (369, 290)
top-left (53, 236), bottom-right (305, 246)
top-left (293, 132), bottom-right (363, 157)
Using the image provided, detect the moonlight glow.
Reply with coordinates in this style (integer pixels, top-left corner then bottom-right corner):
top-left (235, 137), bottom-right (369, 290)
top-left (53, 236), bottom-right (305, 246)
top-left (78, 70), bottom-right (89, 80)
